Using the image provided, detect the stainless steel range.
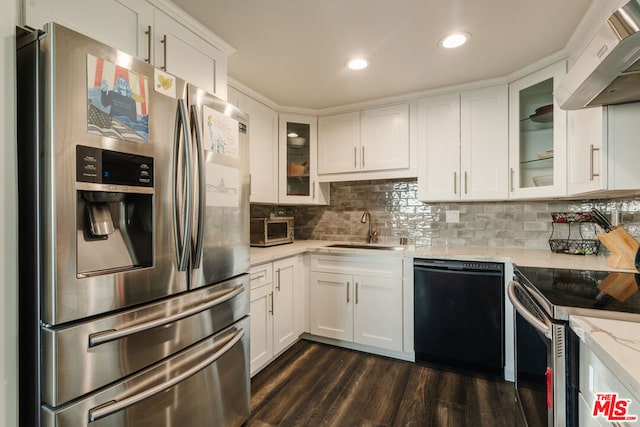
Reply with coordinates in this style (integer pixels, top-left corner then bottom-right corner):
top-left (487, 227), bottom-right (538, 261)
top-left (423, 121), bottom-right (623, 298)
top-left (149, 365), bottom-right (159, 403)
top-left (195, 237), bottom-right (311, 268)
top-left (509, 266), bottom-right (640, 427)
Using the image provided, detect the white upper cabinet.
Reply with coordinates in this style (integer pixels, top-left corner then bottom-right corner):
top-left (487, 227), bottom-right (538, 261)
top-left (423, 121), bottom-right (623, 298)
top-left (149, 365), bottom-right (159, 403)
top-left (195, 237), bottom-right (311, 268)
top-left (461, 86), bottom-right (509, 200)
top-left (228, 86), bottom-right (279, 204)
top-left (318, 104), bottom-right (414, 182)
top-left (25, 0), bottom-right (153, 60)
top-left (279, 114), bottom-right (329, 205)
top-left (360, 104), bottom-right (410, 172)
top-left (606, 103), bottom-right (640, 191)
top-left (26, 0), bottom-right (230, 99)
top-left (567, 107), bottom-right (605, 195)
top-left (153, 8), bottom-right (227, 99)
top-left (417, 85), bottom-right (508, 201)
top-left (568, 102), bottom-right (640, 196)
top-left (508, 61), bottom-right (567, 199)
top-left (417, 93), bottom-right (460, 201)
top-left (318, 112), bottom-right (360, 175)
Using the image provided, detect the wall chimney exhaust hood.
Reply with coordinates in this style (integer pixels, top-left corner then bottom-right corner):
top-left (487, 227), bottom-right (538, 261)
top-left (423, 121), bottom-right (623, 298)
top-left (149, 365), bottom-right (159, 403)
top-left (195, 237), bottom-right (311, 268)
top-left (555, 0), bottom-right (640, 110)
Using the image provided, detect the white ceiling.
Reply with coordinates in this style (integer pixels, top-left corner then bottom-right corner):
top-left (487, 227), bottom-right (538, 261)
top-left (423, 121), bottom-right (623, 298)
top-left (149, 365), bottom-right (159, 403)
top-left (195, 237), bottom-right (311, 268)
top-left (172, 0), bottom-right (594, 110)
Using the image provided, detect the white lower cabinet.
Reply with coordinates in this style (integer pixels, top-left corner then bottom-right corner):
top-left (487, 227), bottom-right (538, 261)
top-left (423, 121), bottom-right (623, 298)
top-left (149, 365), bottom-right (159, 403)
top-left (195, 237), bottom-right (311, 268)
top-left (249, 277), bottom-right (273, 375)
top-left (309, 255), bottom-right (403, 352)
top-left (309, 272), bottom-right (353, 341)
top-left (249, 255), bottom-right (304, 376)
top-left (579, 340), bottom-right (640, 426)
top-left (272, 257), bottom-right (297, 354)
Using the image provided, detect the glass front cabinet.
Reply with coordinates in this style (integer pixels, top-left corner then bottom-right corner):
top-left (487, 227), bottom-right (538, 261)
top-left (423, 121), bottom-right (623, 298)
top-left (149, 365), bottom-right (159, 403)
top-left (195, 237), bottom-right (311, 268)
top-left (278, 114), bottom-right (329, 205)
top-left (508, 61), bottom-right (567, 198)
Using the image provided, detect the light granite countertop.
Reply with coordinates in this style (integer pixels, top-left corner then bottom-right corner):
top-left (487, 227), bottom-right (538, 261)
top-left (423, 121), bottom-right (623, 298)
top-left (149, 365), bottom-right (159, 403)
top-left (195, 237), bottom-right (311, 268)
top-left (251, 240), bottom-right (640, 393)
top-left (570, 316), bottom-right (640, 401)
top-left (250, 240), bottom-right (636, 272)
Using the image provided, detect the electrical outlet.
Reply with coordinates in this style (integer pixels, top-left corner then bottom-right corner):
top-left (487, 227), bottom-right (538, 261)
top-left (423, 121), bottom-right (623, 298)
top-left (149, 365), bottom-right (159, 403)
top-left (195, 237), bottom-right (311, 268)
top-left (446, 210), bottom-right (460, 223)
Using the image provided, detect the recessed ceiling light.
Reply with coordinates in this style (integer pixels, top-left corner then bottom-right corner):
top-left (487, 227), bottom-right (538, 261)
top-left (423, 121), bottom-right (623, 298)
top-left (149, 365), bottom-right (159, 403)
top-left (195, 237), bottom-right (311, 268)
top-left (440, 32), bottom-right (470, 49)
top-left (347, 58), bottom-right (369, 70)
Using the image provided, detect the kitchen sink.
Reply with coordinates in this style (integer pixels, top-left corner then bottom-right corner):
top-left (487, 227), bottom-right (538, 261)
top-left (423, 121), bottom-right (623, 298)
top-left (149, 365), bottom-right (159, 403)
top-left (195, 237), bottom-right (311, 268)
top-left (326, 243), bottom-right (405, 251)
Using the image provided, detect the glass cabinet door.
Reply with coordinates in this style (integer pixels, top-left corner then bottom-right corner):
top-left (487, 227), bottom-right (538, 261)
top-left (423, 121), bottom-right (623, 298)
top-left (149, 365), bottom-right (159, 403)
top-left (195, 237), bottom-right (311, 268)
top-left (509, 61), bottom-right (566, 198)
top-left (518, 78), bottom-right (554, 189)
top-left (278, 113), bottom-right (329, 204)
top-left (284, 121), bottom-right (311, 197)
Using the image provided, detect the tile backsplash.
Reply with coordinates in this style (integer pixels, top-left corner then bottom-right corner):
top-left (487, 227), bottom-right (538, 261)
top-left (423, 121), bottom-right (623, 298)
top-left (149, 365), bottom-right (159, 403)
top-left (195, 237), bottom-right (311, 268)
top-left (250, 178), bottom-right (640, 252)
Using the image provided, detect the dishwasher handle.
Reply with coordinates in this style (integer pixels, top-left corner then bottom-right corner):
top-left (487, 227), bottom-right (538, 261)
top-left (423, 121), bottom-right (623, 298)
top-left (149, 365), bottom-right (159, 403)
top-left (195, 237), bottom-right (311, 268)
top-left (414, 258), bottom-right (503, 273)
top-left (507, 280), bottom-right (552, 339)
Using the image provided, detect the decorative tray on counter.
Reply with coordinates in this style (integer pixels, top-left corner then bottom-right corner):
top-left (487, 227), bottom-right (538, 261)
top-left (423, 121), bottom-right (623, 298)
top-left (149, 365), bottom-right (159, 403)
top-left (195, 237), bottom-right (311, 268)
top-left (549, 212), bottom-right (600, 255)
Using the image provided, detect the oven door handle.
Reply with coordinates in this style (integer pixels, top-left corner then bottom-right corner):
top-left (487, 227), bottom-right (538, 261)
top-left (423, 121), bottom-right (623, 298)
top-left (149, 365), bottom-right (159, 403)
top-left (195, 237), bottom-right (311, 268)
top-left (507, 280), bottom-right (552, 339)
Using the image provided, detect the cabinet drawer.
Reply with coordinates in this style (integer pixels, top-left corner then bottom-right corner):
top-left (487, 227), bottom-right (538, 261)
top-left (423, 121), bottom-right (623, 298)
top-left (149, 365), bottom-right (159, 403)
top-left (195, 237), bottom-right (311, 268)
top-left (310, 254), bottom-right (402, 278)
top-left (250, 263), bottom-right (273, 289)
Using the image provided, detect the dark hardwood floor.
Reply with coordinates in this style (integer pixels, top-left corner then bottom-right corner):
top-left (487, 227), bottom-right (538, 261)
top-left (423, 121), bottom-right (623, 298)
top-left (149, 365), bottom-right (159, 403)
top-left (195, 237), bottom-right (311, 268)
top-left (246, 340), bottom-right (526, 427)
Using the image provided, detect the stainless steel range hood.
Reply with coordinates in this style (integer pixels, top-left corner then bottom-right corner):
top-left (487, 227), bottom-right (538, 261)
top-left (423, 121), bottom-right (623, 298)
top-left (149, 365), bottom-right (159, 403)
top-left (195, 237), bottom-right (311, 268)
top-left (556, 0), bottom-right (640, 110)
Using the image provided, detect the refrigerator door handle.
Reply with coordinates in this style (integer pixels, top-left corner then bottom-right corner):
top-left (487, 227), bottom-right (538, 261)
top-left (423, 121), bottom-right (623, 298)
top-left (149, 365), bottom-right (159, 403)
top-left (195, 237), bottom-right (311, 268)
top-left (88, 284), bottom-right (245, 347)
top-left (88, 327), bottom-right (245, 422)
top-left (173, 99), bottom-right (193, 271)
top-left (189, 104), bottom-right (205, 268)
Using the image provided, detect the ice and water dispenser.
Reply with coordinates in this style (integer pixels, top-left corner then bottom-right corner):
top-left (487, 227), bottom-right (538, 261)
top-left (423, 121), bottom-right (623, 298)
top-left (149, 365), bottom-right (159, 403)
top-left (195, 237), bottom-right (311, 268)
top-left (76, 145), bottom-right (154, 277)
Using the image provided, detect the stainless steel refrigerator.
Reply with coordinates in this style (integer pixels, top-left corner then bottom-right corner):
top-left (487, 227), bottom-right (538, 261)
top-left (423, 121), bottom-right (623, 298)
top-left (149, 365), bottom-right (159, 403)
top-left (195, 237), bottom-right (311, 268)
top-left (16, 23), bottom-right (251, 426)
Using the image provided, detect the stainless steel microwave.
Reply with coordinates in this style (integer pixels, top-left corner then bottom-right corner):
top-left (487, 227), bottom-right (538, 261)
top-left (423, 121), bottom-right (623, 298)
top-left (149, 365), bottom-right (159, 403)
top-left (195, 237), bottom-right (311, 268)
top-left (250, 217), bottom-right (294, 247)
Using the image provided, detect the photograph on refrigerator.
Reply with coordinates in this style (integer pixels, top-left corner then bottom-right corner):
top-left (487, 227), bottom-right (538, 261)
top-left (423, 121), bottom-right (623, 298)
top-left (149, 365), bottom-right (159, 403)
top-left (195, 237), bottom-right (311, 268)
top-left (87, 54), bottom-right (149, 143)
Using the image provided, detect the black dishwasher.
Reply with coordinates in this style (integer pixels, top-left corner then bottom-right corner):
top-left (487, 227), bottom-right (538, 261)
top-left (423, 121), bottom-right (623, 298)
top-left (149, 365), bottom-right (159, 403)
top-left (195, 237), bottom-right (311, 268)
top-left (414, 258), bottom-right (504, 376)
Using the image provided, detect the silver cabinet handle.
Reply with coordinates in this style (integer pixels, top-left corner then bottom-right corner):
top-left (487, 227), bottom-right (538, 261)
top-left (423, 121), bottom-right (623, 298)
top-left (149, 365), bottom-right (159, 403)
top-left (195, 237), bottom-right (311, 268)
top-left (276, 268), bottom-right (281, 291)
top-left (362, 146), bottom-right (365, 168)
top-left (312, 181), bottom-right (316, 200)
top-left (144, 25), bottom-right (151, 63)
top-left (190, 105), bottom-right (205, 268)
top-left (354, 146), bottom-right (357, 168)
top-left (507, 281), bottom-right (552, 338)
top-left (88, 285), bottom-right (244, 347)
top-left (355, 282), bottom-right (359, 304)
top-left (509, 168), bottom-right (515, 192)
top-left (88, 328), bottom-right (244, 422)
top-left (269, 292), bottom-right (274, 315)
top-left (464, 171), bottom-right (468, 194)
top-left (346, 281), bottom-right (350, 304)
top-left (590, 144), bottom-right (600, 181)
top-left (453, 172), bottom-right (457, 194)
top-left (161, 34), bottom-right (167, 70)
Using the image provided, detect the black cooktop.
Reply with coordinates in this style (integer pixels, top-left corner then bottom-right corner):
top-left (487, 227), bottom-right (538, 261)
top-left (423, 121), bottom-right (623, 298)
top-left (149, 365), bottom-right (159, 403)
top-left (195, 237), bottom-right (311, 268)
top-left (515, 265), bottom-right (640, 321)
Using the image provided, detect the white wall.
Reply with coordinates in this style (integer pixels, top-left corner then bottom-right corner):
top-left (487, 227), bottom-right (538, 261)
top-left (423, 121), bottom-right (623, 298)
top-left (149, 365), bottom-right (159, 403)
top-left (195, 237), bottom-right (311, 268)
top-left (1, 0), bottom-right (18, 425)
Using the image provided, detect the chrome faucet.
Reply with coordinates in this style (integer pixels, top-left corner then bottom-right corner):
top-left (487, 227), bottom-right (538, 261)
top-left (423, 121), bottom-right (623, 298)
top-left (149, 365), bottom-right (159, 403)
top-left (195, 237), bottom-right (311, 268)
top-left (360, 210), bottom-right (377, 244)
